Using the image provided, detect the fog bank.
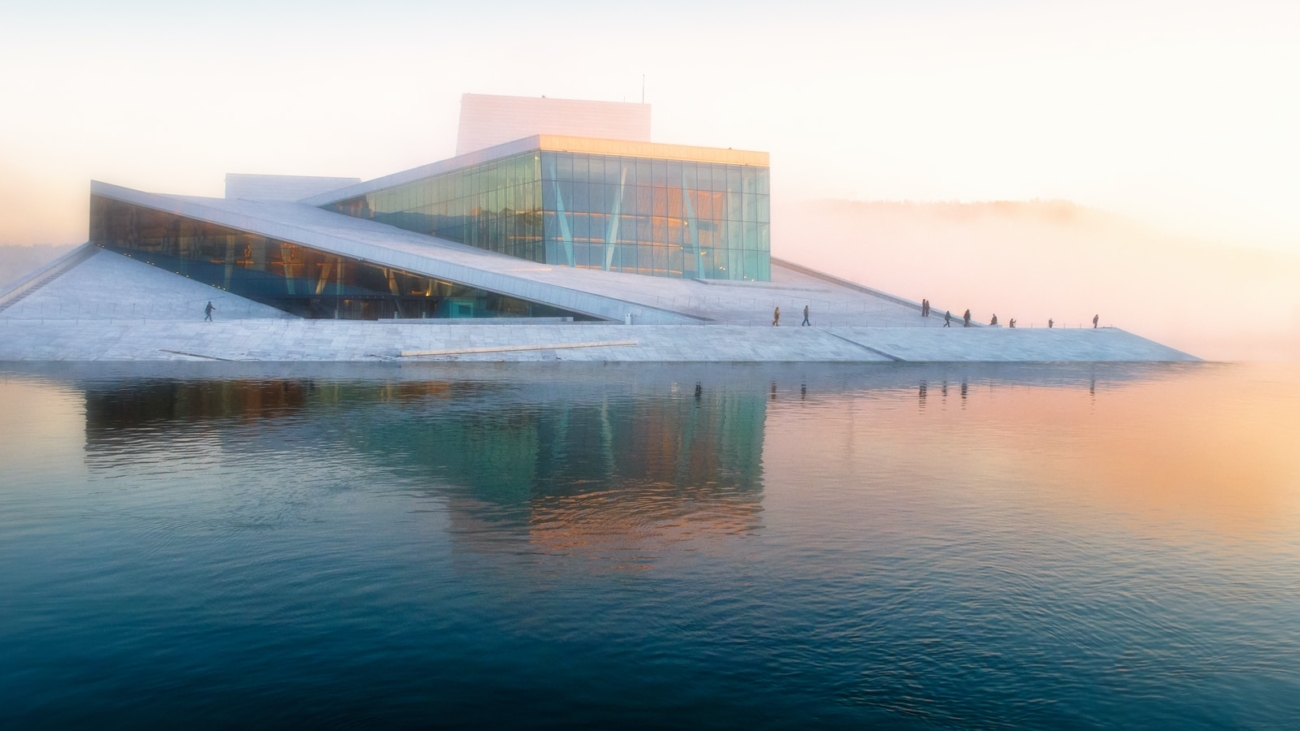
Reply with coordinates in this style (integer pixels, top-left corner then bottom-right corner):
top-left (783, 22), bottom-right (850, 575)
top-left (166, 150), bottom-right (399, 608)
top-left (774, 200), bottom-right (1300, 361)
top-left (0, 244), bottom-right (78, 289)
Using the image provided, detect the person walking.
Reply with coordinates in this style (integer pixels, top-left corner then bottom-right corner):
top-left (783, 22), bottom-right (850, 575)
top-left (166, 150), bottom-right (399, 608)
top-left (773, 306), bottom-right (780, 326)
top-left (801, 304), bottom-right (811, 326)
top-left (1009, 318), bottom-right (1016, 328)
top-left (943, 310), bottom-right (951, 327)
top-left (990, 314), bottom-right (998, 326)
top-left (963, 309), bottom-right (971, 328)
top-left (204, 301), bottom-right (215, 322)
top-left (1093, 314), bottom-right (1099, 328)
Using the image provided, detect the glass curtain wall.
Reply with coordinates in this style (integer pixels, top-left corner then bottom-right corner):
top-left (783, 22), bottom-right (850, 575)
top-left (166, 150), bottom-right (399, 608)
top-left (89, 196), bottom-right (588, 321)
top-left (541, 153), bottom-right (770, 281)
top-left (323, 150), bottom-right (770, 281)
top-left (324, 152), bottom-right (544, 262)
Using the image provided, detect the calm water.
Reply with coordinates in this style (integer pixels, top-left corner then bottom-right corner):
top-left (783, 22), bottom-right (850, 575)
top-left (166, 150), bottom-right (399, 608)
top-left (1, 362), bottom-right (1298, 729)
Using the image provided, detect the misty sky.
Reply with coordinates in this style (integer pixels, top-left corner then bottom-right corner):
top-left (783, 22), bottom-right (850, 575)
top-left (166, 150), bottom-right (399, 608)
top-left (2, 0), bottom-right (1297, 252)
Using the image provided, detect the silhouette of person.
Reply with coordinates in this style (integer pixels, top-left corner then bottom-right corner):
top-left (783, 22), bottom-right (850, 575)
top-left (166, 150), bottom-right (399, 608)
top-left (963, 309), bottom-right (971, 327)
top-left (1009, 318), bottom-right (1016, 329)
top-left (1048, 318), bottom-right (1054, 329)
top-left (801, 304), bottom-right (811, 326)
top-left (922, 299), bottom-right (929, 317)
top-left (204, 301), bottom-right (215, 322)
top-left (773, 306), bottom-right (780, 326)
top-left (990, 314), bottom-right (998, 326)
top-left (944, 310), bottom-right (951, 327)
top-left (1093, 314), bottom-right (1099, 328)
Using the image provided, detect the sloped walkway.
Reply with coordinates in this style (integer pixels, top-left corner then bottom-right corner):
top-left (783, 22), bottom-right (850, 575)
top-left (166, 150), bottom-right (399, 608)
top-left (0, 247), bottom-right (292, 322)
top-left (0, 319), bottom-right (1197, 363)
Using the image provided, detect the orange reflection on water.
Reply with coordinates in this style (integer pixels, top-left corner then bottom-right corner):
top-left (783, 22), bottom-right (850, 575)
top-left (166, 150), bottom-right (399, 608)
top-left (764, 364), bottom-right (1300, 542)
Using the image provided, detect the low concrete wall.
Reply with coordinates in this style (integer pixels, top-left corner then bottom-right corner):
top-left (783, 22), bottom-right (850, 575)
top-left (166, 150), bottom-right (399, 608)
top-left (0, 320), bottom-right (1198, 363)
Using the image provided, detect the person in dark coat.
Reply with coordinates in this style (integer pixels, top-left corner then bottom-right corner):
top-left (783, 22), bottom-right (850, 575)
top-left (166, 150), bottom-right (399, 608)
top-left (204, 301), bottom-right (216, 322)
top-left (1048, 318), bottom-right (1054, 329)
top-left (990, 314), bottom-right (998, 326)
top-left (801, 304), bottom-right (810, 326)
top-left (1093, 314), bottom-right (1099, 328)
top-left (944, 310), bottom-right (951, 327)
top-left (773, 306), bottom-right (780, 326)
top-left (963, 309), bottom-right (971, 327)
top-left (1009, 318), bottom-right (1016, 329)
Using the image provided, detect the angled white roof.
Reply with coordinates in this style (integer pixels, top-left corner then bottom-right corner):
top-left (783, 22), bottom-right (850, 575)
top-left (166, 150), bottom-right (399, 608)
top-left (94, 180), bottom-right (706, 324)
top-left (91, 181), bottom-right (937, 327)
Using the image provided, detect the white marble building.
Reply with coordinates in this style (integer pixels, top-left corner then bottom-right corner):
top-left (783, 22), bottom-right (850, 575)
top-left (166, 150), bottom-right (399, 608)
top-left (0, 95), bottom-right (1197, 363)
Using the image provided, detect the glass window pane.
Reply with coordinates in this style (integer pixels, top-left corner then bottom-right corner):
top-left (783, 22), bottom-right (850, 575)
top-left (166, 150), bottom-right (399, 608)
top-left (652, 187), bottom-right (667, 217)
top-left (665, 160), bottom-right (682, 185)
top-left (683, 162), bottom-right (697, 190)
top-left (573, 182), bottom-right (590, 212)
top-left (636, 186), bottom-right (651, 218)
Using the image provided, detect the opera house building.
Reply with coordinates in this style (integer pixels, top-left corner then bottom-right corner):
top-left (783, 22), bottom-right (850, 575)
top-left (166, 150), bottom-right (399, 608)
top-left (0, 94), bottom-right (1195, 363)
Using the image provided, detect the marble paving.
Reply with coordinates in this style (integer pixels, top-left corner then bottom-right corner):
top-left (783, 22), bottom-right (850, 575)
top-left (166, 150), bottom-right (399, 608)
top-left (0, 247), bottom-right (1197, 363)
top-left (0, 320), bottom-right (1196, 363)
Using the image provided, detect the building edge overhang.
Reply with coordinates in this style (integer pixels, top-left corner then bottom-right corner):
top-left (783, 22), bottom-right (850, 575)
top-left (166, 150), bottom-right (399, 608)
top-left (89, 181), bottom-right (706, 325)
top-left (299, 134), bottom-right (770, 207)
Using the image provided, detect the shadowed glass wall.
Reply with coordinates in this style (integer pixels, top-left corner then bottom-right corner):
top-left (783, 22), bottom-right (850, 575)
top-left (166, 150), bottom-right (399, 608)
top-left (323, 150), bottom-right (770, 281)
top-left (325, 152), bottom-right (544, 263)
top-left (89, 196), bottom-right (589, 321)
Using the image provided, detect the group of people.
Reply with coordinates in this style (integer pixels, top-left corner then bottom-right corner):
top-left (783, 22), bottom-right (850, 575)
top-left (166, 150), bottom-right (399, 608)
top-left (207, 290), bottom-right (1102, 331)
top-left (924, 301), bottom-right (968, 328)
top-left (772, 305), bottom-right (813, 326)
top-left (925, 300), bottom-right (1101, 330)
top-left (778, 300), bottom-right (1102, 331)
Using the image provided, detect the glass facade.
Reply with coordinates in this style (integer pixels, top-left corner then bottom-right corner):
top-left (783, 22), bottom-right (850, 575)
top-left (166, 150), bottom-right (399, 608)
top-left (89, 196), bottom-right (590, 321)
top-left (327, 152), bottom-right (545, 264)
top-left (325, 149), bottom-right (771, 281)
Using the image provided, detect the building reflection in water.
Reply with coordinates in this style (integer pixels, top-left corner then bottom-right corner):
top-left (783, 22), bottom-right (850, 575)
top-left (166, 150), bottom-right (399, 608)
top-left (50, 360), bottom-right (1300, 550)
top-left (80, 377), bottom-right (767, 558)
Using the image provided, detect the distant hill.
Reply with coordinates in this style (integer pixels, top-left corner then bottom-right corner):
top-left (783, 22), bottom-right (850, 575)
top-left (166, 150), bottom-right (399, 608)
top-left (0, 244), bottom-right (80, 289)
top-left (773, 200), bottom-right (1300, 361)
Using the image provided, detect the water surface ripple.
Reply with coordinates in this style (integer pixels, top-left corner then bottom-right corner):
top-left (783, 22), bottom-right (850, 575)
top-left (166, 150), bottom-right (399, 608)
top-left (1, 363), bottom-right (1297, 729)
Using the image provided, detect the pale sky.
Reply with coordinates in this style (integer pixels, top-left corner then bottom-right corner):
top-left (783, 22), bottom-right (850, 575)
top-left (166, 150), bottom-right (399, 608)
top-left (2, 0), bottom-right (1298, 252)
